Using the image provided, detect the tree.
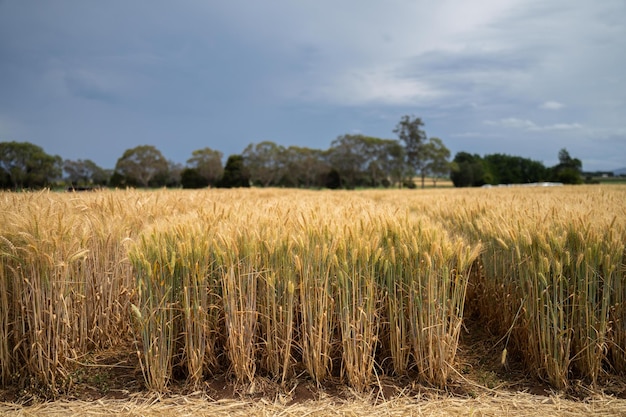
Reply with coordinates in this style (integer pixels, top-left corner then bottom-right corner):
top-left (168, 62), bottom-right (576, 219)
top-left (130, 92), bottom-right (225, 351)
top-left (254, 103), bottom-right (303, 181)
top-left (165, 160), bottom-right (184, 187)
top-left (362, 138), bottom-right (405, 188)
top-left (483, 154), bottom-right (547, 185)
top-left (114, 145), bottom-right (169, 187)
top-left (217, 155), bottom-right (250, 188)
top-left (186, 147), bottom-right (223, 186)
top-left (450, 152), bottom-right (487, 187)
top-left (281, 146), bottom-right (329, 188)
top-left (181, 168), bottom-right (209, 189)
top-left (0, 141), bottom-right (62, 189)
top-left (63, 159), bottom-right (108, 187)
top-left (327, 134), bottom-right (370, 189)
top-left (551, 148), bottom-right (582, 184)
top-left (393, 115), bottom-right (427, 187)
top-left (377, 140), bottom-right (406, 188)
top-left (326, 134), bottom-right (405, 189)
top-left (423, 137), bottom-right (450, 187)
top-left (323, 168), bottom-right (341, 189)
top-left (242, 141), bottom-right (286, 187)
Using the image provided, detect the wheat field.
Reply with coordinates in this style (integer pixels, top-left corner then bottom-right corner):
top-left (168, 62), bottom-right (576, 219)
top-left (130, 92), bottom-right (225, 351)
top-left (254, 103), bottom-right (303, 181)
top-left (1, 186), bottom-right (625, 399)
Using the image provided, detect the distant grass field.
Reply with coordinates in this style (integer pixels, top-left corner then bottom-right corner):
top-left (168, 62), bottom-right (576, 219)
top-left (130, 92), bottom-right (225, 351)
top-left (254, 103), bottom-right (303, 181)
top-left (594, 176), bottom-right (626, 184)
top-left (400, 177), bottom-right (454, 188)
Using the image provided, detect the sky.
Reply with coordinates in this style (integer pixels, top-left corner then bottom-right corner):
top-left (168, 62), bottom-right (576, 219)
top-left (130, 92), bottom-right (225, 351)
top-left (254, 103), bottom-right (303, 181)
top-left (1, 0), bottom-right (625, 172)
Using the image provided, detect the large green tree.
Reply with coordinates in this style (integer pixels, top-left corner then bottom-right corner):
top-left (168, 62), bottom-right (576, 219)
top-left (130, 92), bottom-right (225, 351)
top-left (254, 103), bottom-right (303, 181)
top-left (281, 146), bottom-right (329, 188)
top-left (423, 137), bottom-right (451, 187)
top-left (165, 160), bottom-right (184, 187)
top-left (551, 148), bottom-right (582, 184)
top-left (217, 155), bottom-right (250, 188)
top-left (364, 138), bottom-right (405, 188)
top-left (0, 141), bottom-right (62, 189)
top-left (63, 159), bottom-right (108, 186)
top-left (242, 141), bottom-right (286, 187)
top-left (114, 145), bottom-right (169, 187)
top-left (326, 134), bottom-right (404, 188)
top-left (378, 140), bottom-right (406, 188)
top-left (186, 147), bottom-right (223, 186)
top-left (394, 117), bottom-right (453, 188)
top-left (327, 134), bottom-right (370, 189)
top-left (393, 115), bottom-right (427, 187)
top-left (450, 152), bottom-right (487, 187)
top-left (181, 168), bottom-right (208, 189)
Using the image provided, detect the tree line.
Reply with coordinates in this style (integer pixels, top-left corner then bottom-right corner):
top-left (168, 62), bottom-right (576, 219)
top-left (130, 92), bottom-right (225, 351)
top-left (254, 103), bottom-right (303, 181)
top-left (451, 148), bottom-right (584, 187)
top-left (0, 115), bottom-right (584, 190)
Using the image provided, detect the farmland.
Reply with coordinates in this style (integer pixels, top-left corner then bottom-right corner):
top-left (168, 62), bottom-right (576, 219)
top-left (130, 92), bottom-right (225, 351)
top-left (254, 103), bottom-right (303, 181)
top-left (1, 186), bottom-right (625, 413)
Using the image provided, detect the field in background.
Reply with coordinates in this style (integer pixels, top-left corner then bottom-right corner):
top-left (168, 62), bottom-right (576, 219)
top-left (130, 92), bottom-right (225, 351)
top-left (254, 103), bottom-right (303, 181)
top-left (409, 177), bottom-right (454, 188)
top-left (1, 186), bottom-right (625, 407)
top-left (595, 176), bottom-right (626, 185)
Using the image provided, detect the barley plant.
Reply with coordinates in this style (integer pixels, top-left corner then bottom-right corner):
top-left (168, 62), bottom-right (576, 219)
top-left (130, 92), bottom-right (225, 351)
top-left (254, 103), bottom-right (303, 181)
top-left (1, 186), bottom-right (624, 395)
top-left (293, 225), bottom-right (338, 386)
top-left (440, 187), bottom-right (626, 388)
top-left (130, 230), bottom-right (181, 391)
top-left (173, 222), bottom-right (221, 387)
top-left (0, 191), bottom-right (134, 393)
top-left (335, 225), bottom-right (381, 391)
top-left (257, 224), bottom-right (296, 384)
top-left (216, 230), bottom-right (260, 385)
top-left (78, 194), bottom-right (136, 349)
top-left (610, 243), bottom-right (626, 373)
top-left (0, 235), bottom-right (10, 385)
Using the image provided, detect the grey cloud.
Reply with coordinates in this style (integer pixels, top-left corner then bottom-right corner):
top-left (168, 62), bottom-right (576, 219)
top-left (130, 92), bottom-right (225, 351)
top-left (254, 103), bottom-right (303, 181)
top-left (391, 47), bottom-right (542, 112)
top-left (0, 1), bottom-right (624, 172)
top-left (540, 101), bottom-right (564, 110)
top-left (403, 49), bottom-right (535, 75)
top-left (64, 71), bottom-right (118, 103)
top-left (484, 118), bottom-right (583, 132)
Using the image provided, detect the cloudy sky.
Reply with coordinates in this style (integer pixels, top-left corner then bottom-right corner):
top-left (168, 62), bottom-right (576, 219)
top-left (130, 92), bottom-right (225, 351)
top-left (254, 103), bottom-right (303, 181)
top-left (1, 1), bottom-right (624, 172)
